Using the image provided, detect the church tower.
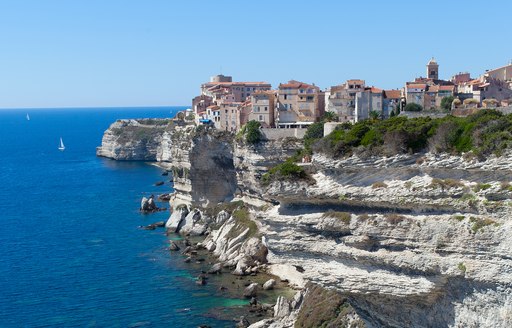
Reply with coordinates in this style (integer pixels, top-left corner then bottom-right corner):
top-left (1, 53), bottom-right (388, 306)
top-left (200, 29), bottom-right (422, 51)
top-left (427, 57), bottom-right (439, 80)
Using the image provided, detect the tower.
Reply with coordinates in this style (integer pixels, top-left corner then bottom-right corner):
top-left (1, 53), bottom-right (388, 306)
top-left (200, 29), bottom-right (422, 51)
top-left (427, 57), bottom-right (439, 80)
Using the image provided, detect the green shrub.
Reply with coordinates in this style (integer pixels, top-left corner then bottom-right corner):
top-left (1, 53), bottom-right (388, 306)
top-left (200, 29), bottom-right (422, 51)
top-left (239, 120), bottom-right (262, 144)
top-left (452, 215), bottom-right (465, 221)
top-left (458, 262), bottom-right (467, 273)
top-left (261, 160), bottom-right (310, 185)
top-left (404, 103), bottom-right (422, 112)
top-left (469, 217), bottom-right (497, 233)
top-left (473, 183), bottom-right (492, 192)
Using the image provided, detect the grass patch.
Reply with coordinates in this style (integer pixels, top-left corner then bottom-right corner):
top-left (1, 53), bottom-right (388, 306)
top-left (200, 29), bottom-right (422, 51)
top-left (228, 207), bottom-right (258, 238)
top-left (469, 217), bottom-right (497, 233)
top-left (458, 262), bottom-right (467, 274)
top-left (429, 178), bottom-right (465, 189)
top-left (473, 183), bottom-right (492, 192)
top-left (323, 210), bottom-right (351, 224)
top-left (452, 215), bottom-right (465, 222)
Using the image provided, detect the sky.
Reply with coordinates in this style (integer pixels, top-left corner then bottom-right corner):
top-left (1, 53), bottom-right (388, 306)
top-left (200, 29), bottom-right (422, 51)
top-left (0, 0), bottom-right (511, 108)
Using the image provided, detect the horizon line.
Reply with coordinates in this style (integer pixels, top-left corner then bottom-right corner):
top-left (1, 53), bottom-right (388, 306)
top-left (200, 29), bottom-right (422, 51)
top-left (0, 105), bottom-right (189, 110)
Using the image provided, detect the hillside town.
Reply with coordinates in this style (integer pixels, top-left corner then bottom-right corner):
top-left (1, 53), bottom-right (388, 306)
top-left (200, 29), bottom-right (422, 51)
top-left (190, 59), bottom-right (512, 132)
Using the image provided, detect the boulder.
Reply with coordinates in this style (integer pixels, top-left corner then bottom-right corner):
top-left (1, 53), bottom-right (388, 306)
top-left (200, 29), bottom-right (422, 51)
top-left (165, 207), bottom-right (189, 232)
top-left (273, 296), bottom-right (291, 318)
top-left (262, 279), bottom-right (276, 290)
top-left (140, 195), bottom-right (164, 213)
top-left (154, 181), bottom-right (165, 186)
top-left (236, 316), bottom-right (250, 328)
top-left (243, 283), bottom-right (259, 298)
top-left (207, 263), bottom-right (223, 274)
top-left (168, 241), bottom-right (180, 251)
top-left (196, 275), bottom-right (207, 285)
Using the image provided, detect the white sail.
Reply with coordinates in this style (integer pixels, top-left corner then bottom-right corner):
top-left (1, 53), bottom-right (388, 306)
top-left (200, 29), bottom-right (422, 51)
top-left (26, 113), bottom-right (30, 121)
top-left (59, 137), bottom-right (65, 151)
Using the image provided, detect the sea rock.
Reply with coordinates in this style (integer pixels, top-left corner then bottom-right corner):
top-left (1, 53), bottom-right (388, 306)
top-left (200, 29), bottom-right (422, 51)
top-left (168, 241), bottom-right (180, 251)
top-left (152, 221), bottom-right (165, 228)
top-left (273, 296), bottom-right (291, 318)
top-left (196, 275), bottom-right (207, 285)
top-left (184, 257), bottom-right (191, 263)
top-left (236, 316), bottom-right (250, 328)
top-left (158, 193), bottom-right (171, 201)
top-left (165, 207), bottom-right (189, 232)
top-left (243, 283), bottom-right (259, 298)
top-left (140, 195), bottom-right (161, 213)
top-left (154, 181), bottom-right (164, 186)
top-left (207, 263), bottom-right (223, 274)
top-left (262, 279), bottom-right (276, 290)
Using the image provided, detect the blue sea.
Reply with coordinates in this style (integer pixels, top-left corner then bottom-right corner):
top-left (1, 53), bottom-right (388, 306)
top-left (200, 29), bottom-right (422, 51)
top-left (0, 107), bottom-right (245, 327)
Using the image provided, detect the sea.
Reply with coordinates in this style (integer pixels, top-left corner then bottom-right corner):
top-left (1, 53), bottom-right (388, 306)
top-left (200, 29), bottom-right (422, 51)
top-left (0, 107), bottom-right (247, 328)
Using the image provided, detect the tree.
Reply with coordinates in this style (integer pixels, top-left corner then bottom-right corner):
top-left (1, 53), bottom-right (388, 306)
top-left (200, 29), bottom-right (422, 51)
top-left (441, 96), bottom-right (455, 110)
top-left (369, 110), bottom-right (381, 121)
top-left (244, 120), bottom-right (262, 144)
top-left (404, 103), bottom-right (422, 112)
top-left (322, 111), bottom-right (338, 122)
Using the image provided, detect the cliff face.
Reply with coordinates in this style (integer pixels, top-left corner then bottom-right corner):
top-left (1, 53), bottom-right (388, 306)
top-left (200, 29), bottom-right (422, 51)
top-left (258, 152), bottom-right (512, 328)
top-left (96, 119), bottom-right (171, 160)
top-left (157, 125), bottom-right (237, 207)
top-left (98, 120), bottom-right (512, 327)
top-left (233, 138), bottom-right (303, 200)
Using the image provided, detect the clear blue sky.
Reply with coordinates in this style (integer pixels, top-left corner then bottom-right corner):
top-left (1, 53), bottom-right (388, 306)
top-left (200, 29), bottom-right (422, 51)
top-left (0, 0), bottom-right (511, 108)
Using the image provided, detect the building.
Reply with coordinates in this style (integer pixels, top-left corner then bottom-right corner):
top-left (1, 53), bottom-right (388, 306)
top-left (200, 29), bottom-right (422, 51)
top-left (427, 58), bottom-right (439, 80)
top-left (276, 80), bottom-right (325, 127)
top-left (484, 62), bottom-right (512, 87)
top-left (383, 90), bottom-right (401, 117)
top-left (192, 95), bottom-right (213, 119)
top-left (403, 59), bottom-right (455, 110)
top-left (325, 79), bottom-right (365, 122)
top-left (200, 75), bottom-right (271, 104)
top-left (355, 87), bottom-right (383, 122)
top-left (246, 90), bottom-right (276, 128)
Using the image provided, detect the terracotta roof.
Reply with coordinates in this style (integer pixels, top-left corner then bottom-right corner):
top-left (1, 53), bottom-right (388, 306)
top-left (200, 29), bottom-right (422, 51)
top-left (279, 80), bottom-right (317, 89)
top-left (370, 87), bottom-right (382, 93)
top-left (384, 90), bottom-right (401, 99)
top-left (407, 83), bottom-right (427, 89)
top-left (347, 79), bottom-right (365, 85)
top-left (427, 85), bottom-right (439, 93)
top-left (439, 85), bottom-right (455, 91)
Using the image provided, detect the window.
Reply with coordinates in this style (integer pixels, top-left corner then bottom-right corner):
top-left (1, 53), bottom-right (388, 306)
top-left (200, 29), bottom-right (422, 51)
top-left (284, 94), bottom-right (287, 100)
top-left (264, 107), bottom-right (268, 111)
top-left (307, 96), bottom-right (313, 101)
top-left (259, 115), bottom-right (263, 121)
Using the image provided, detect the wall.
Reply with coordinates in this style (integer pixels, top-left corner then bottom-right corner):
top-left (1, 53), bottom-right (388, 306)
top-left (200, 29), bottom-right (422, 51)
top-left (261, 128), bottom-right (306, 140)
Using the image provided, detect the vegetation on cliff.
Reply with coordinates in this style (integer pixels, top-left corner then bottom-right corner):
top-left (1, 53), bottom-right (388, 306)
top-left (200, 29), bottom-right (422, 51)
top-left (313, 110), bottom-right (512, 158)
top-left (261, 159), bottom-right (312, 185)
top-left (295, 283), bottom-right (366, 328)
top-left (237, 120), bottom-right (262, 144)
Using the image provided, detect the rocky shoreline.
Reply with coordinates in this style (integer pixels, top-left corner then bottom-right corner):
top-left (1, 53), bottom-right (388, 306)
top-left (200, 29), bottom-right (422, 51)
top-left (99, 118), bottom-right (512, 327)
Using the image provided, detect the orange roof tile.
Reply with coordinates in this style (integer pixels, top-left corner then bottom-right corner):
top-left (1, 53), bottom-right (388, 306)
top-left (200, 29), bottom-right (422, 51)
top-left (279, 80), bottom-right (317, 89)
top-left (407, 83), bottom-right (427, 89)
top-left (384, 90), bottom-right (401, 99)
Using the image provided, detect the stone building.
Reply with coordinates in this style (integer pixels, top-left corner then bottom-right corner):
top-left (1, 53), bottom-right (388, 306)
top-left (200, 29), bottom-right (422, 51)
top-left (200, 75), bottom-right (271, 104)
top-left (247, 90), bottom-right (276, 128)
top-left (325, 79), bottom-right (365, 122)
top-left (355, 87), bottom-right (383, 122)
top-left (276, 80), bottom-right (324, 127)
top-left (383, 90), bottom-right (401, 117)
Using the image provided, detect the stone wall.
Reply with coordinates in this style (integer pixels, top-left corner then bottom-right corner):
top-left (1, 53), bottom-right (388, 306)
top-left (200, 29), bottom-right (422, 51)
top-left (261, 128), bottom-right (306, 140)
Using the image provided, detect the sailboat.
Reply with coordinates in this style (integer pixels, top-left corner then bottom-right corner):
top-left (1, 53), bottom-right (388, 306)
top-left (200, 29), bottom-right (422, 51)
top-left (58, 137), bottom-right (65, 151)
top-left (26, 113), bottom-right (30, 121)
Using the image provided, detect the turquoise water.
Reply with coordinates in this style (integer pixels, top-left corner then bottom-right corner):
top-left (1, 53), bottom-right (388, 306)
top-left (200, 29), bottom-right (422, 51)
top-left (0, 107), bottom-right (241, 327)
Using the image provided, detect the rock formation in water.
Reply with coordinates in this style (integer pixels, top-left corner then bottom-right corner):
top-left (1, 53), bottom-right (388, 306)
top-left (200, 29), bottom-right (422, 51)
top-left (96, 118), bottom-right (171, 160)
